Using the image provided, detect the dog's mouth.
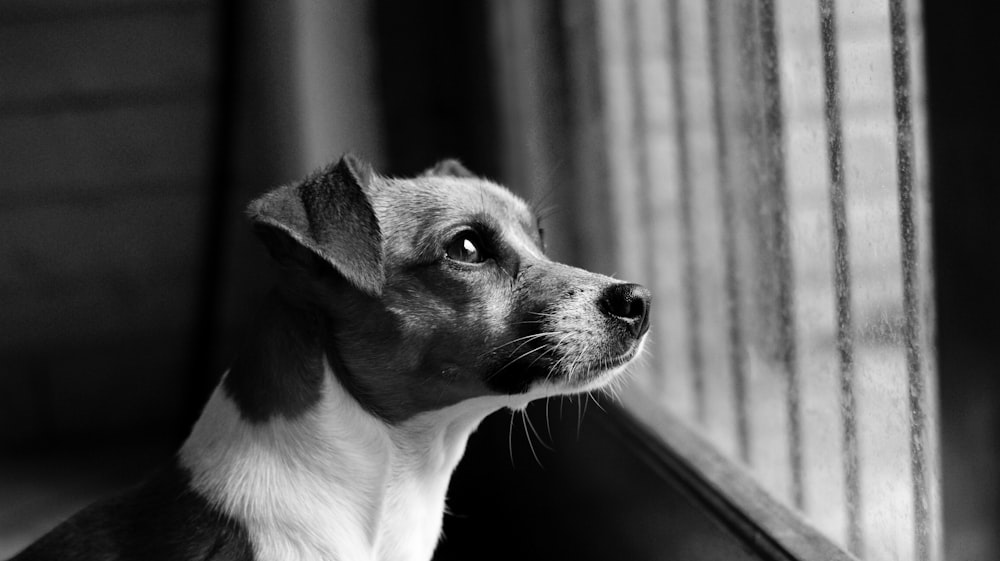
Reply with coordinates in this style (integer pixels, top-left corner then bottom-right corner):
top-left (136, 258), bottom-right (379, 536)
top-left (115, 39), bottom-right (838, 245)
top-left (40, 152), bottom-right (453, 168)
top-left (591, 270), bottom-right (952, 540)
top-left (489, 333), bottom-right (645, 395)
top-left (563, 338), bottom-right (646, 388)
top-left (580, 347), bottom-right (639, 372)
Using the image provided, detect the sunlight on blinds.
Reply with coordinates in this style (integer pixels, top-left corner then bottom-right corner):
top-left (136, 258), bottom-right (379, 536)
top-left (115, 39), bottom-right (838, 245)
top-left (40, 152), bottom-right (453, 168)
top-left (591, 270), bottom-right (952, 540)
top-left (573, 0), bottom-right (940, 560)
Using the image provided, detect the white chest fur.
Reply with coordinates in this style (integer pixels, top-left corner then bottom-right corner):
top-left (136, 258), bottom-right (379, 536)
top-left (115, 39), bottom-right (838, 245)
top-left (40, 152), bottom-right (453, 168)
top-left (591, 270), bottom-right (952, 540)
top-left (179, 364), bottom-right (526, 561)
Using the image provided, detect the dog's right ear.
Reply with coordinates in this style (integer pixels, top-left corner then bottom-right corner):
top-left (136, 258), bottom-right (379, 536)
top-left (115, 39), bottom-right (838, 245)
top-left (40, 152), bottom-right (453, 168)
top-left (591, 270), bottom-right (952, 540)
top-left (247, 155), bottom-right (384, 296)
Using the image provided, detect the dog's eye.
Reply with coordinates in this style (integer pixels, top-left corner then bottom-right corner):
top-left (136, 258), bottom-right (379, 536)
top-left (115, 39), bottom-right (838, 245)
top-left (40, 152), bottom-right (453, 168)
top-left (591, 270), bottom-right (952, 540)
top-left (445, 232), bottom-right (485, 264)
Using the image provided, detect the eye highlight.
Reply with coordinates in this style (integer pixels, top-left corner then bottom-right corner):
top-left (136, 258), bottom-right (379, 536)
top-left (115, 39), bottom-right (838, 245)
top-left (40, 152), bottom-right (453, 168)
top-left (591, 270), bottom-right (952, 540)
top-left (444, 231), bottom-right (486, 264)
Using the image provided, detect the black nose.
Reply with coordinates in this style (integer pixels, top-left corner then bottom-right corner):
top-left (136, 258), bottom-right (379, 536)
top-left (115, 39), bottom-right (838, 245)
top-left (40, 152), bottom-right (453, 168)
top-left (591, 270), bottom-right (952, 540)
top-left (598, 283), bottom-right (651, 338)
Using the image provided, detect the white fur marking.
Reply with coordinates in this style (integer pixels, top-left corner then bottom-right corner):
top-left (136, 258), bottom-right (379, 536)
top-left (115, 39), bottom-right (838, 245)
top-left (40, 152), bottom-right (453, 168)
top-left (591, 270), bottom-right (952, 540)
top-left (180, 363), bottom-right (518, 561)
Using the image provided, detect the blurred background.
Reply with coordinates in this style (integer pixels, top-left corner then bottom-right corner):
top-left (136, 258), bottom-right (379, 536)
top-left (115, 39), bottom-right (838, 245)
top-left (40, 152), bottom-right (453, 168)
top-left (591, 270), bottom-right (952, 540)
top-left (0, 1), bottom-right (997, 560)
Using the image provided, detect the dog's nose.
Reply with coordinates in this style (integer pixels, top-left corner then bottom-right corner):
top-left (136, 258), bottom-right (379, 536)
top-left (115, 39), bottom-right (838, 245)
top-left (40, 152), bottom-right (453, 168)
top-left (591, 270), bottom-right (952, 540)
top-left (599, 283), bottom-right (651, 338)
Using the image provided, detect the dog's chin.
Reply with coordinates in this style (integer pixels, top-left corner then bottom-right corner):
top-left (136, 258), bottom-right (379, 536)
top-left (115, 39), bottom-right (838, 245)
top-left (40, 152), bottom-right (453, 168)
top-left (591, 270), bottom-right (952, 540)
top-left (529, 336), bottom-right (646, 396)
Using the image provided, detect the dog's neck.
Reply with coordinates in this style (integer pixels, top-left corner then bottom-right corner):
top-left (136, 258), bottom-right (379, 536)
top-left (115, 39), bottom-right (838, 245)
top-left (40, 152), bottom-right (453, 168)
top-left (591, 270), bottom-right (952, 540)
top-left (181, 355), bottom-right (516, 561)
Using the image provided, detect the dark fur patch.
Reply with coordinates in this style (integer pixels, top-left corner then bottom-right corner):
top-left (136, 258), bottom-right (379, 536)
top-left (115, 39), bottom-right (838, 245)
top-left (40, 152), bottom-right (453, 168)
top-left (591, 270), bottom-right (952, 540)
top-left (318, 264), bottom-right (496, 423)
top-left (223, 292), bottom-right (325, 424)
top-left (10, 460), bottom-right (253, 561)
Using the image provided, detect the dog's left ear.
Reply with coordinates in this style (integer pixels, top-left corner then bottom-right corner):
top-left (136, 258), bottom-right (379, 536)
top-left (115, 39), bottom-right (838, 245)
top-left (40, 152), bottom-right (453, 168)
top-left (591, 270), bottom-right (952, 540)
top-left (421, 158), bottom-right (476, 179)
top-left (247, 154), bottom-right (384, 296)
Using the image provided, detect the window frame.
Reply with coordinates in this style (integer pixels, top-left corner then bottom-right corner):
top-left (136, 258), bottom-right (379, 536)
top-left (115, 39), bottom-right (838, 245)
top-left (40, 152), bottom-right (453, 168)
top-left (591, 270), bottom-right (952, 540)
top-left (607, 391), bottom-right (859, 561)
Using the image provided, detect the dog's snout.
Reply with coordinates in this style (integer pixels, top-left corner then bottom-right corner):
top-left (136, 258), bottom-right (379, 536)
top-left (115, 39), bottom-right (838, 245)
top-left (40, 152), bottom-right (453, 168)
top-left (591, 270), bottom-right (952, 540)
top-left (598, 283), bottom-right (651, 338)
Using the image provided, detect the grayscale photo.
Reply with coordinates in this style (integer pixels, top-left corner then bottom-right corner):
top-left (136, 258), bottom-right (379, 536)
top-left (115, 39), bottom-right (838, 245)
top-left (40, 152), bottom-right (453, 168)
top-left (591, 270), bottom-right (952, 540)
top-left (0, 1), bottom-right (994, 561)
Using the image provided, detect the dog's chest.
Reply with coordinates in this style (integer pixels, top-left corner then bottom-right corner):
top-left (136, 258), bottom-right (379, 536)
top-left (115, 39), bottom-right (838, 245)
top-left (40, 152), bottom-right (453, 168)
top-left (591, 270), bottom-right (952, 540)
top-left (248, 482), bottom-right (445, 561)
top-left (239, 449), bottom-right (451, 561)
top-left (374, 475), bottom-right (450, 561)
top-left (182, 382), bottom-right (476, 561)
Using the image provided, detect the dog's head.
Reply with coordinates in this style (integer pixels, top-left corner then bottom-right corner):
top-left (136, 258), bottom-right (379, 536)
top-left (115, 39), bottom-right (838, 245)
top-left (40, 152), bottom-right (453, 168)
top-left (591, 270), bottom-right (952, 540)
top-left (245, 155), bottom-right (650, 422)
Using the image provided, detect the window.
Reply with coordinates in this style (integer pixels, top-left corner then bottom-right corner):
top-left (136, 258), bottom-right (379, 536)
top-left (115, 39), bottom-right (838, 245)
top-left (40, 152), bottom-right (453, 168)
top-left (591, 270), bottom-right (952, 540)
top-left (491, 1), bottom-right (938, 560)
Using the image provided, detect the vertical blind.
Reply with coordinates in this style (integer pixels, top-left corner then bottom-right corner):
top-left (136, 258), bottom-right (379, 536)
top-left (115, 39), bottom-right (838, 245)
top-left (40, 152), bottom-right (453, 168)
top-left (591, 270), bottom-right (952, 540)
top-left (555, 0), bottom-right (939, 560)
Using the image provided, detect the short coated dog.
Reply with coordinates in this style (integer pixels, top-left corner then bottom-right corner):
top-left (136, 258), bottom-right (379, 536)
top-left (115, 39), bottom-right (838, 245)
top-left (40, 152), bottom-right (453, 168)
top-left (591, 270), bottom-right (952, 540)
top-left (12, 155), bottom-right (651, 561)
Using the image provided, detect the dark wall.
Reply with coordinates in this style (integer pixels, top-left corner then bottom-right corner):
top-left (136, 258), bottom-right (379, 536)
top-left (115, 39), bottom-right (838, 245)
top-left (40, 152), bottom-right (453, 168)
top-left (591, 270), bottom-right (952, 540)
top-left (0, 0), bottom-right (214, 448)
top-left (924, 1), bottom-right (1000, 556)
top-left (372, 0), bottom-right (501, 179)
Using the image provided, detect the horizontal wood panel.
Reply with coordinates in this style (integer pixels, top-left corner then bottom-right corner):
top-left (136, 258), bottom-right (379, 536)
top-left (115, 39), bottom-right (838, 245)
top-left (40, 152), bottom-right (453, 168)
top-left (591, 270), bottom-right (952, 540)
top-left (0, 192), bottom-right (204, 350)
top-left (45, 336), bottom-right (189, 438)
top-left (0, 9), bottom-right (211, 108)
top-left (0, 0), bottom-right (206, 25)
top-left (0, 272), bottom-right (199, 352)
top-left (615, 390), bottom-right (860, 561)
top-left (0, 101), bottom-right (210, 201)
top-left (0, 360), bottom-right (47, 444)
top-left (0, 333), bottom-right (193, 444)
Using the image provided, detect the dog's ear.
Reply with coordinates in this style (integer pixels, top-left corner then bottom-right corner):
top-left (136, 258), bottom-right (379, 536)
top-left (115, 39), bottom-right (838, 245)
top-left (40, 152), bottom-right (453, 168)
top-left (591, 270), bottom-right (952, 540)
top-left (247, 154), bottom-right (384, 296)
top-left (421, 159), bottom-right (476, 179)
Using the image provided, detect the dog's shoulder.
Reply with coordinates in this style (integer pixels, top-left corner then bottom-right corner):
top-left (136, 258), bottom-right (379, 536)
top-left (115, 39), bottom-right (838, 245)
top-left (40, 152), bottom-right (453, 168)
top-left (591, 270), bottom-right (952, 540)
top-left (10, 459), bottom-right (254, 561)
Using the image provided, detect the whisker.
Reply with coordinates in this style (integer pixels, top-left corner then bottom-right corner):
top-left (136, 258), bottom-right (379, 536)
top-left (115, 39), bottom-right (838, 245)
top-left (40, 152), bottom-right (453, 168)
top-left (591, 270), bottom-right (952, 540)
top-left (520, 411), bottom-right (544, 467)
top-left (587, 391), bottom-right (607, 413)
top-left (523, 407), bottom-right (553, 450)
top-left (569, 343), bottom-right (590, 381)
top-left (488, 344), bottom-right (550, 380)
top-left (543, 346), bottom-right (564, 381)
top-left (483, 331), bottom-right (557, 352)
top-left (605, 377), bottom-right (627, 403)
top-left (527, 332), bottom-right (571, 370)
top-left (507, 410), bottom-right (517, 468)
top-left (545, 394), bottom-right (553, 443)
top-left (533, 203), bottom-right (563, 222)
top-left (527, 311), bottom-right (561, 320)
top-left (479, 332), bottom-right (561, 358)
